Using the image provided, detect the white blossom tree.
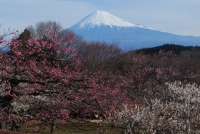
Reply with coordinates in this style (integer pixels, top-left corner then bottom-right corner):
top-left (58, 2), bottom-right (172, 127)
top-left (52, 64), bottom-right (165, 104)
top-left (106, 81), bottom-right (200, 134)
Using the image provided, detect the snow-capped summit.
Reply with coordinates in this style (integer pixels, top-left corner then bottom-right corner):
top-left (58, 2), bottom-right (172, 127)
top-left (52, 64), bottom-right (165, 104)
top-left (72, 10), bottom-right (152, 29)
top-left (78, 10), bottom-right (135, 28)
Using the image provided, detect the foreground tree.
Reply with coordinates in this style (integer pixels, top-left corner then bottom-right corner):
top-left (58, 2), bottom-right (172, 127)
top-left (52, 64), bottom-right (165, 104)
top-left (0, 27), bottom-right (128, 133)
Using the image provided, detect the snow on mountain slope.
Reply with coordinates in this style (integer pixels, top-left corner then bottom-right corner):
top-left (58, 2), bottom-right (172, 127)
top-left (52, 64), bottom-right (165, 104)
top-left (73, 10), bottom-right (153, 29)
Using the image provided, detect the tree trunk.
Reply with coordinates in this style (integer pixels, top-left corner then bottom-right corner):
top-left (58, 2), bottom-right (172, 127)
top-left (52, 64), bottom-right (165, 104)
top-left (50, 120), bottom-right (55, 133)
top-left (0, 122), bottom-right (4, 129)
top-left (11, 120), bottom-right (16, 131)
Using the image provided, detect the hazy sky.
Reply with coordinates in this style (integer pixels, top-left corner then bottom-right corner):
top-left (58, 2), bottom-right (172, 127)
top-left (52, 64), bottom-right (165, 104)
top-left (1, 0), bottom-right (200, 36)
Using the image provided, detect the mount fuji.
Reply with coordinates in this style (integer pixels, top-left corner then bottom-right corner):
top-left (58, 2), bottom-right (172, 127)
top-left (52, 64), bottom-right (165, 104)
top-left (70, 10), bottom-right (200, 50)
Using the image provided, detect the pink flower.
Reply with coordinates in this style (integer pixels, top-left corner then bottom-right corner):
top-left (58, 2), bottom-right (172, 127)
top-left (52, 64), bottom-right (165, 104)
top-left (0, 53), bottom-right (3, 59)
top-left (0, 36), bottom-right (4, 43)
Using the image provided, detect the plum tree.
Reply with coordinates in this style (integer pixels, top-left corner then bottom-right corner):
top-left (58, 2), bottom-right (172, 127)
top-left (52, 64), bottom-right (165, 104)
top-left (0, 26), bottom-right (128, 133)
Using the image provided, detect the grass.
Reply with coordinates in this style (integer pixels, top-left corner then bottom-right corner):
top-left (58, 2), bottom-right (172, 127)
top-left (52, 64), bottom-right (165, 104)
top-left (17, 120), bottom-right (122, 134)
top-left (3, 121), bottom-right (200, 134)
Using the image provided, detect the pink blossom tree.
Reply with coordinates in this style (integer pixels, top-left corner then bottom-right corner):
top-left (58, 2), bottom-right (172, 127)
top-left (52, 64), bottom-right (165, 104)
top-left (0, 27), bottom-right (128, 133)
top-left (119, 50), bottom-right (179, 105)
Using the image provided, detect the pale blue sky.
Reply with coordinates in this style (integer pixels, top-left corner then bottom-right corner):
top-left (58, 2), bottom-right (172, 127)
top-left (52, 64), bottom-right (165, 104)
top-left (0, 0), bottom-right (200, 36)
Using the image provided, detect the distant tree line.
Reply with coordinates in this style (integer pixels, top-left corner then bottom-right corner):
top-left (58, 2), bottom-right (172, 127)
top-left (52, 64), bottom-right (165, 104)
top-left (137, 43), bottom-right (200, 55)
